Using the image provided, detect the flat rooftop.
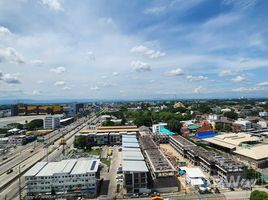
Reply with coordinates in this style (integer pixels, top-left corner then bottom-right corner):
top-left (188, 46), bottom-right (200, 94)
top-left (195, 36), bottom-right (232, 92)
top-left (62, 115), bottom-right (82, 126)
top-left (122, 150), bottom-right (144, 161)
top-left (122, 160), bottom-right (148, 172)
top-left (24, 158), bottom-right (99, 177)
top-left (80, 128), bottom-right (139, 134)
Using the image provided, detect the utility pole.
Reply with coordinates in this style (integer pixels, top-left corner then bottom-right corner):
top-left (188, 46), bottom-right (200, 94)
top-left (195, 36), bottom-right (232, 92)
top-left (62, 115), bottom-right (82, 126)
top-left (19, 165), bottom-right (22, 200)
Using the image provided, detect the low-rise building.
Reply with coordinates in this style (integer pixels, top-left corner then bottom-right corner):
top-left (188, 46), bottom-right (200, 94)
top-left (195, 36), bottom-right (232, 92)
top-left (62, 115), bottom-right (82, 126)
top-left (24, 158), bottom-right (100, 197)
top-left (43, 116), bottom-right (60, 130)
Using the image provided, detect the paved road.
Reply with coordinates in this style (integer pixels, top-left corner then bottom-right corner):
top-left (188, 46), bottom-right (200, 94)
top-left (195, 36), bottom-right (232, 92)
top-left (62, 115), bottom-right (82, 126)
top-left (0, 115), bottom-right (96, 200)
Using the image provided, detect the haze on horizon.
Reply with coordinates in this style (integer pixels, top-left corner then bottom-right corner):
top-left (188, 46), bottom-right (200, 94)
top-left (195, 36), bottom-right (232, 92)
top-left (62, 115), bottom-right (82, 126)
top-left (0, 0), bottom-right (268, 100)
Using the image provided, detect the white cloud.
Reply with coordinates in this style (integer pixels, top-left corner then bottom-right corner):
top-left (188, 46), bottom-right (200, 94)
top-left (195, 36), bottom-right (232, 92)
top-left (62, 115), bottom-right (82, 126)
top-left (223, 0), bottom-right (258, 10)
top-left (219, 70), bottom-right (234, 77)
top-left (186, 75), bottom-right (208, 81)
top-left (144, 6), bottom-right (166, 15)
top-left (41, 0), bottom-right (64, 11)
top-left (113, 72), bottom-right (119, 76)
top-left (32, 90), bottom-right (41, 95)
top-left (90, 86), bottom-right (100, 91)
top-left (131, 60), bottom-right (152, 72)
top-left (194, 86), bottom-right (203, 94)
top-left (130, 45), bottom-right (166, 59)
top-left (0, 72), bottom-right (21, 84)
top-left (256, 82), bottom-right (268, 87)
top-left (37, 80), bottom-right (44, 84)
top-left (101, 75), bottom-right (107, 79)
top-left (164, 68), bottom-right (184, 77)
top-left (232, 75), bottom-right (247, 82)
top-left (50, 66), bottom-right (66, 74)
top-left (87, 51), bottom-right (95, 61)
top-left (0, 47), bottom-right (25, 64)
top-left (232, 87), bottom-right (264, 92)
top-left (54, 81), bottom-right (66, 86)
top-left (29, 59), bottom-right (44, 66)
top-left (62, 86), bottom-right (71, 90)
top-left (98, 17), bottom-right (115, 25)
top-left (0, 26), bottom-right (11, 36)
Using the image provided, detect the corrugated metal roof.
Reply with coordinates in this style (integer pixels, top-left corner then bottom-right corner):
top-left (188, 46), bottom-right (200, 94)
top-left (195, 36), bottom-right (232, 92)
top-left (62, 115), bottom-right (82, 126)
top-left (28, 159), bottom-right (99, 177)
top-left (122, 160), bottom-right (148, 172)
top-left (122, 142), bottom-right (139, 148)
top-left (24, 162), bottom-right (47, 177)
top-left (122, 137), bottom-right (138, 143)
top-left (123, 150), bottom-right (144, 161)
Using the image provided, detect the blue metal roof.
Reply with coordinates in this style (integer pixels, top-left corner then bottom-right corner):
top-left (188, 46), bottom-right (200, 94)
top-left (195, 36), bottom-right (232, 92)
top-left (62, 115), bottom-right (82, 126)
top-left (195, 131), bottom-right (217, 139)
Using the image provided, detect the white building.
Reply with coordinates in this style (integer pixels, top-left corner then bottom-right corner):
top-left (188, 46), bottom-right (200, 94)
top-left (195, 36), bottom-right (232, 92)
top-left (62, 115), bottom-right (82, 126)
top-left (180, 167), bottom-right (208, 188)
top-left (259, 112), bottom-right (268, 117)
top-left (258, 121), bottom-right (267, 129)
top-left (207, 114), bottom-right (219, 122)
top-left (152, 123), bottom-right (167, 134)
top-left (43, 116), bottom-right (60, 129)
top-left (24, 158), bottom-right (100, 196)
top-left (234, 119), bottom-right (252, 131)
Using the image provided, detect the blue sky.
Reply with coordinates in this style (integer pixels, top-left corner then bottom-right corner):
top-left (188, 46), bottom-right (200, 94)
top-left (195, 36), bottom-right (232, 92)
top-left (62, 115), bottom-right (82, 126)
top-left (0, 0), bottom-right (268, 100)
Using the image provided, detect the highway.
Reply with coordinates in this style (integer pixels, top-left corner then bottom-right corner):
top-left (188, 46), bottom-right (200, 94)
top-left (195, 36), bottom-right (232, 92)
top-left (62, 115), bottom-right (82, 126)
top-left (0, 113), bottom-right (98, 200)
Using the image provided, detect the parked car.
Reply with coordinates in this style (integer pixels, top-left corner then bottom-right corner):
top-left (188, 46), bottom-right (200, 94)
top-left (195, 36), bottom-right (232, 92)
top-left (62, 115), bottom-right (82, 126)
top-left (6, 169), bottom-right (13, 174)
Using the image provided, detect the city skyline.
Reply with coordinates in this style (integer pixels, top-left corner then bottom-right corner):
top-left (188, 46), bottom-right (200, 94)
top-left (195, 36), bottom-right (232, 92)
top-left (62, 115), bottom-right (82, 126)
top-left (1, 0), bottom-right (268, 100)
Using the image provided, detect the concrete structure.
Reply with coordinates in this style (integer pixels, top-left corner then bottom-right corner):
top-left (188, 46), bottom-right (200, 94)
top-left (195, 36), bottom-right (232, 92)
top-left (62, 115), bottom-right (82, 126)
top-left (43, 116), bottom-right (60, 130)
top-left (9, 135), bottom-right (26, 145)
top-left (24, 158), bottom-right (100, 196)
top-left (139, 135), bottom-right (179, 193)
top-left (77, 126), bottom-right (139, 146)
top-left (12, 104), bottom-right (63, 116)
top-left (169, 135), bottom-right (245, 187)
top-left (259, 112), bottom-right (268, 117)
top-left (122, 135), bottom-right (149, 194)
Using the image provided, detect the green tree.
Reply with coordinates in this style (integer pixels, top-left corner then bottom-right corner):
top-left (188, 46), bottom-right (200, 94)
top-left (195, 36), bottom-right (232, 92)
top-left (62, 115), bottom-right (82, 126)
top-left (224, 111), bottom-right (238, 120)
top-left (102, 120), bottom-right (115, 126)
top-left (74, 135), bottom-right (88, 149)
top-left (167, 119), bottom-right (181, 133)
top-left (24, 119), bottom-right (43, 130)
top-left (6, 123), bottom-right (23, 129)
top-left (250, 190), bottom-right (268, 200)
top-left (224, 124), bottom-right (232, 132)
top-left (215, 123), bottom-right (224, 131)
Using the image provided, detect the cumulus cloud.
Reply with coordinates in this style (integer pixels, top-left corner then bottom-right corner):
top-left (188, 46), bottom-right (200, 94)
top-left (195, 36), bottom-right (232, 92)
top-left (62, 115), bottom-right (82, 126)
top-left (186, 75), bottom-right (208, 81)
top-left (29, 59), bottom-right (44, 66)
top-left (130, 45), bottom-right (166, 59)
top-left (131, 60), bottom-right (152, 72)
top-left (50, 66), bottom-right (66, 74)
top-left (219, 70), bottom-right (234, 77)
top-left (62, 86), bottom-right (71, 91)
top-left (0, 26), bottom-right (11, 36)
top-left (90, 86), bottom-right (100, 91)
top-left (54, 81), bottom-right (66, 86)
top-left (37, 80), bottom-right (44, 84)
top-left (164, 68), bottom-right (184, 77)
top-left (41, 0), bottom-right (64, 11)
top-left (32, 90), bottom-right (41, 95)
top-left (98, 17), bottom-right (115, 26)
top-left (194, 86), bottom-right (203, 94)
top-left (0, 72), bottom-right (21, 84)
top-left (232, 75), bottom-right (247, 82)
top-left (87, 51), bottom-right (95, 61)
top-left (256, 82), bottom-right (268, 87)
top-left (113, 72), bottom-right (119, 76)
top-left (0, 47), bottom-right (25, 64)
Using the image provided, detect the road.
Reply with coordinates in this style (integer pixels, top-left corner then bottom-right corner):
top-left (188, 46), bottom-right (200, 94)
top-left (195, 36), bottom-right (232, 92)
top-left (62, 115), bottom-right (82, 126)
top-left (0, 114), bottom-right (98, 200)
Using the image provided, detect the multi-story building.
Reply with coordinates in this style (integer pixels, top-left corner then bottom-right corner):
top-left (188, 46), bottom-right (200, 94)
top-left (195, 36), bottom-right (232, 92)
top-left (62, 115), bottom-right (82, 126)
top-left (43, 116), bottom-right (60, 130)
top-left (234, 119), bottom-right (252, 131)
top-left (24, 158), bottom-right (100, 196)
top-left (139, 135), bottom-right (179, 193)
top-left (122, 135), bottom-right (149, 194)
top-left (11, 104), bottom-right (63, 116)
top-left (169, 135), bottom-right (245, 187)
